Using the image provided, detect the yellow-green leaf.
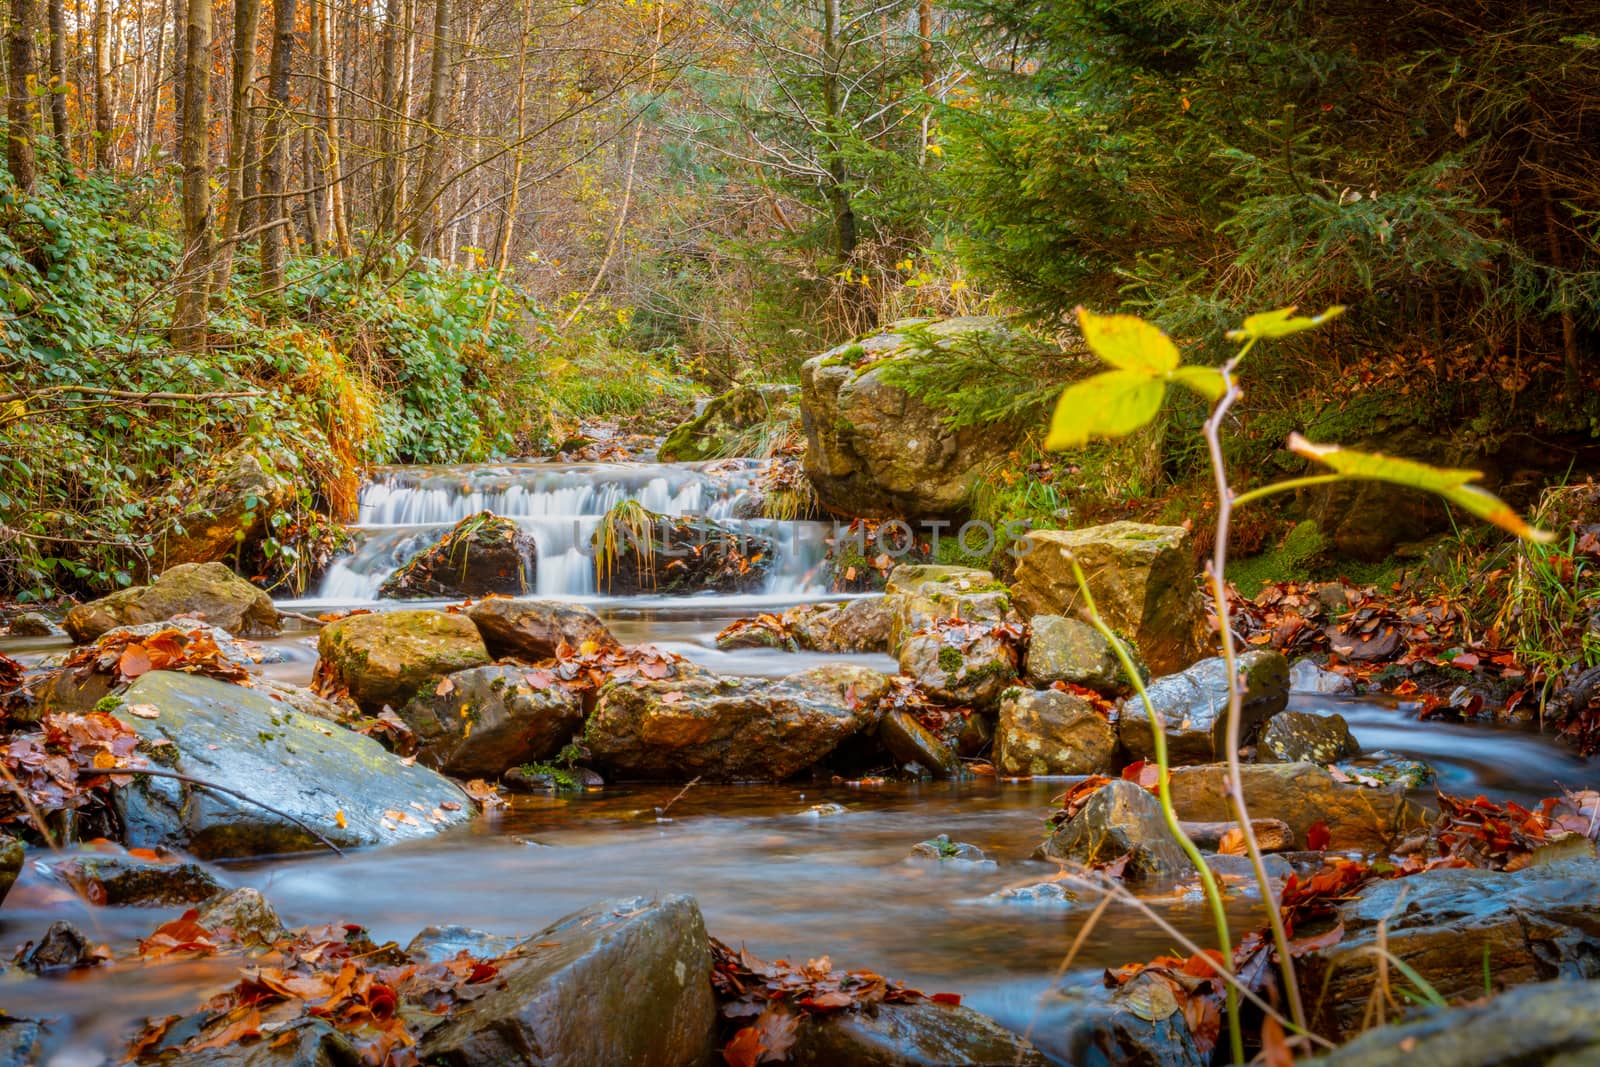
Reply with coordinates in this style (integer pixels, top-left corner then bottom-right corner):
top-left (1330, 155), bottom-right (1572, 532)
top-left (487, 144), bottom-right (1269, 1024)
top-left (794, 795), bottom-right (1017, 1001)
top-left (1288, 434), bottom-right (1553, 543)
top-left (1044, 370), bottom-right (1166, 450)
top-left (1167, 365), bottom-right (1226, 401)
top-left (1226, 305), bottom-right (1346, 341)
top-left (1076, 307), bottom-right (1180, 373)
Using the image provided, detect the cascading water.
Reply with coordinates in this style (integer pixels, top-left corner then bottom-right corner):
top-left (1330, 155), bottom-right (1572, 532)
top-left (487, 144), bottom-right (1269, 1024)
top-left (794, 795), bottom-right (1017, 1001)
top-left (299, 460), bottom-right (835, 607)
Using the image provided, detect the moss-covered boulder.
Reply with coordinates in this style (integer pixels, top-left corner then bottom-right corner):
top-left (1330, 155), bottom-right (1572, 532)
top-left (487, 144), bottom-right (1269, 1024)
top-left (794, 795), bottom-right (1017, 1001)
top-left (64, 562), bottom-right (279, 643)
top-left (0, 833), bottom-right (22, 907)
top-left (788, 597), bottom-right (895, 653)
top-left (898, 629), bottom-right (1019, 708)
top-left (1010, 523), bottom-right (1209, 675)
top-left (1117, 650), bottom-right (1290, 765)
top-left (658, 383), bottom-right (799, 462)
top-left (112, 671), bottom-right (474, 857)
top-left (1034, 779), bottom-right (1190, 880)
top-left (465, 597), bottom-right (618, 660)
top-left (1166, 762), bottom-right (1428, 853)
top-left (883, 564), bottom-right (996, 596)
top-left (317, 609), bottom-right (490, 713)
top-left (379, 512), bottom-right (535, 600)
top-left (799, 317), bottom-right (1038, 518)
top-left (592, 505), bottom-right (775, 595)
top-left (1259, 709), bottom-right (1360, 763)
top-left (995, 688), bottom-right (1116, 777)
top-left (398, 665), bottom-right (584, 779)
top-left (888, 587), bottom-right (1017, 654)
top-left (585, 666), bottom-right (890, 781)
top-left (1025, 615), bottom-right (1138, 695)
top-left (153, 451), bottom-right (293, 571)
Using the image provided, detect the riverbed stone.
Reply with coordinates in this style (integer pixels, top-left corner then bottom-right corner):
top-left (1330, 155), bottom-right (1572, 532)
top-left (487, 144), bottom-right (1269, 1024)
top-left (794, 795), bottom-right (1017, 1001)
top-left (466, 596), bottom-right (618, 660)
top-left (64, 562), bottom-right (279, 643)
top-left (1024, 615), bottom-right (1135, 694)
top-left (416, 895), bottom-right (716, 1067)
top-left (1306, 978), bottom-right (1600, 1066)
top-left (658, 383), bottom-right (799, 462)
top-left (197, 888), bottom-right (284, 946)
top-left (1028, 979), bottom-right (1206, 1067)
top-left (47, 849), bottom-right (224, 906)
top-left (0, 833), bottom-right (21, 907)
top-left (405, 924), bottom-right (519, 964)
top-left (786, 999), bottom-right (1050, 1066)
top-left (255, 677), bottom-right (361, 727)
top-left (132, 1018), bottom-right (358, 1066)
top-left (1117, 650), bottom-right (1290, 765)
top-left (1165, 761), bottom-right (1428, 853)
top-left (379, 512), bottom-right (535, 599)
top-left (1301, 858), bottom-right (1600, 1040)
top-left (889, 588), bottom-right (1017, 653)
top-left (8, 611), bottom-right (60, 637)
top-left (788, 597), bottom-right (895, 653)
top-left (585, 666), bottom-right (889, 781)
top-left (113, 671), bottom-right (475, 858)
top-left (879, 709), bottom-right (959, 778)
top-left (1035, 779), bottom-right (1191, 880)
top-left (1259, 709), bottom-right (1360, 763)
top-left (898, 629), bottom-right (1018, 709)
top-left (0, 1014), bottom-right (54, 1067)
top-left (593, 510), bottom-right (775, 595)
top-left (883, 564), bottom-right (997, 596)
top-left (1289, 659), bottom-right (1356, 695)
top-left (1010, 523), bottom-right (1209, 675)
top-left (994, 688), bottom-right (1116, 777)
top-left (398, 664), bottom-right (584, 778)
top-left (799, 317), bottom-right (1039, 518)
top-left (317, 609), bottom-right (490, 713)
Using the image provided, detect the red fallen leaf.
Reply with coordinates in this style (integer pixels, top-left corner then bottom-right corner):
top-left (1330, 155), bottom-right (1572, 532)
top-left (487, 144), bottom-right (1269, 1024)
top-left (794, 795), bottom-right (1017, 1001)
top-left (128, 1014), bottom-right (181, 1058)
top-left (752, 1007), bottom-right (799, 1061)
top-left (1307, 820), bottom-right (1331, 851)
top-left (1261, 1014), bottom-right (1296, 1067)
top-left (1451, 652), bottom-right (1480, 669)
top-left (465, 962), bottom-right (498, 984)
top-left (1121, 760), bottom-right (1161, 791)
top-left (117, 644), bottom-right (154, 680)
top-left (804, 990), bottom-right (854, 1011)
top-left (184, 1008), bottom-right (262, 1051)
top-left (721, 1024), bottom-right (766, 1067)
top-left (930, 992), bottom-right (962, 1006)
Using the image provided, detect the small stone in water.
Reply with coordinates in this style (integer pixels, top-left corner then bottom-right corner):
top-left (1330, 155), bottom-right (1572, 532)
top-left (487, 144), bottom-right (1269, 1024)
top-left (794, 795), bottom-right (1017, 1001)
top-left (909, 833), bottom-right (991, 865)
top-left (989, 882), bottom-right (1076, 906)
top-left (803, 802), bottom-right (848, 817)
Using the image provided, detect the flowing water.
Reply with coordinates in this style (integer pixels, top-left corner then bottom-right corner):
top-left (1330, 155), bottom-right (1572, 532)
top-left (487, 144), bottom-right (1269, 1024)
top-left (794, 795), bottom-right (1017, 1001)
top-left (3, 460), bottom-right (1598, 1064)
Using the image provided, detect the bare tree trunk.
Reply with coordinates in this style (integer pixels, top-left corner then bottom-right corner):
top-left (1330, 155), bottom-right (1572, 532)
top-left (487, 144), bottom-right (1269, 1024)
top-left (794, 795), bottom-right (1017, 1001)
top-left (302, 125), bottom-right (321, 252)
top-left (485, 0), bottom-right (531, 324)
top-left (45, 0), bottom-right (69, 164)
top-left (170, 0), bottom-right (186, 157)
top-left (214, 0), bottom-right (261, 292)
top-left (376, 0), bottom-right (402, 235)
top-left (240, 107), bottom-right (259, 233)
top-left (407, 0), bottom-right (451, 256)
top-left (6, 0), bottom-right (41, 191)
top-left (314, 0), bottom-right (349, 254)
top-left (258, 0), bottom-right (296, 294)
top-left (171, 0), bottom-right (213, 350)
top-left (822, 0), bottom-right (856, 258)
top-left (139, 0), bottom-right (166, 166)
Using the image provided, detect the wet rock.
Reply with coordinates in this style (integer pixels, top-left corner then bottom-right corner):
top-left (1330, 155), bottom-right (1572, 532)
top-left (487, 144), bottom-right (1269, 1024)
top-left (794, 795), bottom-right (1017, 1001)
top-left (0, 833), bottom-right (21, 907)
top-left (0, 1014), bottom-right (54, 1067)
top-left (786, 999), bottom-right (1050, 1066)
top-left (466, 597), bottom-right (619, 660)
top-left (1035, 779), bottom-right (1191, 880)
top-left (417, 895), bottom-right (716, 1067)
top-left (1117, 650), bottom-right (1290, 766)
top-left (255, 677), bottom-right (361, 728)
top-left (899, 632), bottom-right (1018, 709)
top-left (883, 564), bottom-right (998, 597)
top-left (799, 316), bottom-right (1040, 518)
top-left (802, 802), bottom-right (848, 817)
top-left (135, 1017), bottom-right (358, 1065)
top-left (908, 834), bottom-right (988, 863)
top-left (1334, 750), bottom-right (1433, 790)
top-left (197, 888), bottom-right (284, 946)
top-left (101, 617), bottom-right (280, 666)
top-left (405, 924), bottom-right (518, 964)
top-left (994, 688), bottom-right (1116, 777)
top-left (586, 666), bottom-right (889, 781)
top-left (21, 920), bottom-right (97, 972)
top-left (501, 763), bottom-right (598, 793)
top-left (379, 512), bottom-right (535, 599)
top-left (399, 665), bottom-right (584, 779)
top-left (888, 588), bottom-right (1017, 653)
top-left (1301, 858), bottom-right (1600, 1040)
top-left (955, 711), bottom-right (993, 757)
top-left (1289, 659), bottom-right (1356, 695)
top-left (1259, 709), bottom-right (1360, 763)
top-left (788, 597), bottom-right (895, 653)
top-left (48, 849), bottom-right (224, 906)
top-left (989, 882), bottom-right (1077, 907)
top-left (1181, 818), bottom-right (1296, 852)
top-left (593, 509), bottom-right (775, 595)
top-left (317, 609), bottom-right (490, 713)
top-left (1024, 615), bottom-right (1137, 694)
top-left (7, 611), bottom-right (60, 637)
top-left (1010, 522), bottom-right (1209, 675)
top-left (1165, 761), bottom-right (1429, 854)
top-left (155, 451), bottom-right (292, 570)
top-left (1029, 977), bottom-right (1205, 1067)
top-left (658, 383), bottom-right (799, 462)
top-left (879, 710), bottom-right (959, 778)
top-left (1306, 978), bottom-right (1600, 1067)
top-left (64, 562), bottom-right (279, 643)
top-left (114, 671), bottom-right (474, 858)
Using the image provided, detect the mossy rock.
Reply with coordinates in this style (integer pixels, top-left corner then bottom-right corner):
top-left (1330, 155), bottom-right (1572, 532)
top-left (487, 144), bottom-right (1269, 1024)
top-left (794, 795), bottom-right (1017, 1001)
top-left (64, 562), bottom-right (279, 643)
top-left (379, 512), bottom-right (535, 600)
top-left (658, 383), bottom-right (799, 462)
top-left (317, 610), bottom-right (490, 713)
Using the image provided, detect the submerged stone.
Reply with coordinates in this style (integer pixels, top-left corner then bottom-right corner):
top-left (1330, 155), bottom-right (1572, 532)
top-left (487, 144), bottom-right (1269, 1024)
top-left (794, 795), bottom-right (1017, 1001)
top-left (1035, 779), bottom-right (1191, 880)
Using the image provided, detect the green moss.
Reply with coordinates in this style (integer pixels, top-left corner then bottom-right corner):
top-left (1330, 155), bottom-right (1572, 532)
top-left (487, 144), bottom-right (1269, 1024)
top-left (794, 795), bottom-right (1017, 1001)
top-left (820, 343), bottom-right (867, 368)
top-left (1228, 519), bottom-right (1330, 596)
top-left (94, 695), bottom-right (122, 713)
top-left (519, 762), bottom-right (581, 791)
top-left (937, 646), bottom-right (966, 674)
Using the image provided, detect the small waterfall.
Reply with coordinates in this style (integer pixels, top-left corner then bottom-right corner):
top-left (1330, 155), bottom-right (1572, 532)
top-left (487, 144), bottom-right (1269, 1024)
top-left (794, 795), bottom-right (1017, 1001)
top-left (301, 461), bottom-right (832, 605)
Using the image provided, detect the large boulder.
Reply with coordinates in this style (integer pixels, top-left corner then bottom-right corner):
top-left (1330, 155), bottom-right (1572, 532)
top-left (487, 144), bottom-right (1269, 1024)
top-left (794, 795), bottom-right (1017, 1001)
top-left (398, 665), bottom-right (584, 778)
top-left (64, 562), bottom-right (279, 643)
top-left (593, 508), bottom-right (774, 595)
top-left (889, 588), bottom-right (1017, 654)
top-left (658, 383), bottom-right (799, 462)
top-left (786, 1000), bottom-right (1050, 1066)
top-left (465, 597), bottom-right (618, 660)
top-left (994, 688), bottom-right (1116, 777)
top-left (379, 511), bottom-right (535, 599)
top-left (787, 597), bottom-right (895, 654)
top-left (898, 627), bottom-right (1019, 708)
top-left (417, 896), bottom-right (716, 1067)
top-left (799, 318), bottom-right (1038, 518)
top-left (155, 451), bottom-right (292, 570)
top-left (317, 609), bottom-right (490, 713)
top-left (1010, 523), bottom-right (1209, 675)
top-left (1165, 762), bottom-right (1429, 853)
top-left (1035, 779), bottom-right (1190, 880)
top-left (112, 671), bottom-right (474, 857)
top-left (1301, 859), bottom-right (1600, 1041)
top-left (585, 666), bottom-right (890, 781)
top-left (1117, 650), bottom-right (1290, 765)
top-left (1024, 614), bottom-right (1136, 694)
